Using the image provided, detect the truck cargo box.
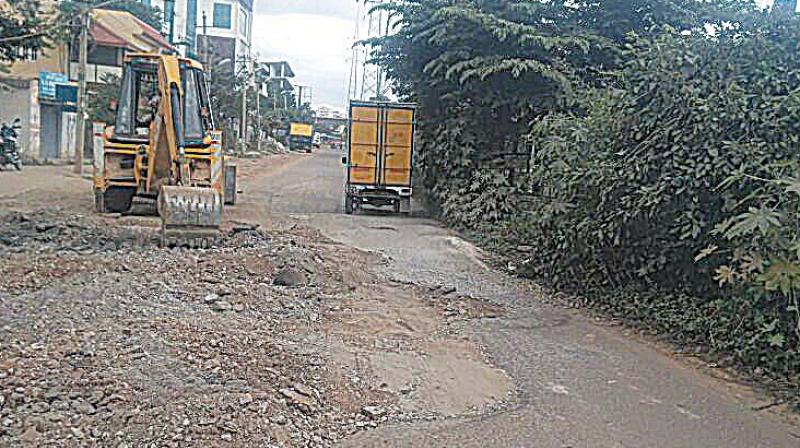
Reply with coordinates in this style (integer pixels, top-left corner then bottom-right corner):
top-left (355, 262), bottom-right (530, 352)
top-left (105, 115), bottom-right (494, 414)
top-left (344, 101), bottom-right (416, 214)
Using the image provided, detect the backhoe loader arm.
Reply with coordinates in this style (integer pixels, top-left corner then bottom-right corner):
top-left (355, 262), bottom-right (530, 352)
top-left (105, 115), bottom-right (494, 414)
top-left (146, 56), bottom-right (188, 193)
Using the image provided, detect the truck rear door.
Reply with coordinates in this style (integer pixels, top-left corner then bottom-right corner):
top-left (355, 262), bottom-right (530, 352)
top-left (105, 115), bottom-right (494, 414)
top-left (349, 104), bottom-right (380, 184)
top-left (381, 106), bottom-right (414, 187)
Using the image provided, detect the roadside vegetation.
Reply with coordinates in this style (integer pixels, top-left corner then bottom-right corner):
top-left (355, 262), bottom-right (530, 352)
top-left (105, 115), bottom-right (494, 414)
top-left (0, 0), bottom-right (45, 68)
top-left (372, 0), bottom-right (800, 406)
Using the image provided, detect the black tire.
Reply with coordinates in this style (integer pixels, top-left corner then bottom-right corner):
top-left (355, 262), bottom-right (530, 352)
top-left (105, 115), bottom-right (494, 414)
top-left (400, 198), bottom-right (412, 216)
top-left (101, 187), bottom-right (136, 213)
top-left (344, 195), bottom-right (354, 215)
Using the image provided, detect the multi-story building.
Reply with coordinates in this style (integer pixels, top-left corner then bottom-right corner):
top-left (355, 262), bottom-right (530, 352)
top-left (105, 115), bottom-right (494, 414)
top-left (149, 0), bottom-right (253, 70)
top-left (256, 61), bottom-right (296, 110)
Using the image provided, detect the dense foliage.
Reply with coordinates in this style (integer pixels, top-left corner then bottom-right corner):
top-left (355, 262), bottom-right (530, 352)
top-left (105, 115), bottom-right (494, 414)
top-left (372, 0), bottom-right (800, 404)
top-left (0, 0), bottom-right (45, 66)
top-left (58, 0), bottom-right (164, 32)
top-left (87, 73), bottom-right (121, 125)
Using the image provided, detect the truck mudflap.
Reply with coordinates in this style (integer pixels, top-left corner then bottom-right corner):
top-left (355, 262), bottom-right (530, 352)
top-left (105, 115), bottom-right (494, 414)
top-left (158, 186), bottom-right (223, 247)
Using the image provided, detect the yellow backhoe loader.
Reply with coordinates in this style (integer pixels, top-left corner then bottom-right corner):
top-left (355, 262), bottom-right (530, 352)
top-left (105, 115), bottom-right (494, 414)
top-left (92, 53), bottom-right (236, 246)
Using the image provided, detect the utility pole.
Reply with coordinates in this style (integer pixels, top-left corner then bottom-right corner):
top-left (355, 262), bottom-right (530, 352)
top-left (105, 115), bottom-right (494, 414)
top-left (202, 11), bottom-right (213, 103)
top-left (202, 11), bottom-right (209, 69)
top-left (240, 62), bottom-right (248, 150)
top-left (165, 0), bottom-right (176, 43)
top-left (74, 11), bottom-right (90, 174)
top-left (256, 81), bottom-right (261, 151)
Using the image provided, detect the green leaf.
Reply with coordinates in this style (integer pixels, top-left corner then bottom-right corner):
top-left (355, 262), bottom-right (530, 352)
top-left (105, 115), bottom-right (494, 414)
top-left (694, 245), bottom-right (719, 262)
top-left (714, 265), bottom-right (736, 286)
top-left (759, 260), bottom-right (800, 295)
top-left (723, 207), bottom-right (782, 240)
top-left (767, 333), bottom-right (785, 348)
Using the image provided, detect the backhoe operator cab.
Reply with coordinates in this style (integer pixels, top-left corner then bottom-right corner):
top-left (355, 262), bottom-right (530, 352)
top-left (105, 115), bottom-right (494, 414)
top-left (114, 56), bottom-right (212, 144)
top-left (93, 53), bottom-right (234, 246)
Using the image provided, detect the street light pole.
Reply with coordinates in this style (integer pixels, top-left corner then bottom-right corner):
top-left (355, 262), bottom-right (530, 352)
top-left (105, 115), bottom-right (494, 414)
top-left (74, 11), bottom-right (90, 174)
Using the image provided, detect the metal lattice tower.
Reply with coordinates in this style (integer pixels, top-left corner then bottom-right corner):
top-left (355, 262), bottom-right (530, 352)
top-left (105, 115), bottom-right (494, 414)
top-left (347, 0), bottom-right (391, 102)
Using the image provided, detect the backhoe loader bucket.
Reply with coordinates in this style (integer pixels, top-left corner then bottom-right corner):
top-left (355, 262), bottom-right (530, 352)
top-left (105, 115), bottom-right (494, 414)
top-left (158, 186), bottom-right (223, 248)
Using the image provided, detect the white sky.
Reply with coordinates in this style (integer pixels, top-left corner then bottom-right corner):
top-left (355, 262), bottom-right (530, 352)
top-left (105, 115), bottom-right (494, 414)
top-left (252, 0), bottom-right (358, 109)
top-left (250, 0), bottom-right (789, 109)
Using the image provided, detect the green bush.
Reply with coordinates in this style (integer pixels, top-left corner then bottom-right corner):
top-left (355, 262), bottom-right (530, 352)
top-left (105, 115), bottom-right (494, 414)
top-left (500, 26), bottom-right (800, 395)
top-left (373, 0), bottom-right (800, 404)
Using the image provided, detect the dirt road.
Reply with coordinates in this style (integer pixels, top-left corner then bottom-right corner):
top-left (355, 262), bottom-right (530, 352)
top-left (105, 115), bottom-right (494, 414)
top-left (0, 153), bottom-right (798, 447)
top-left (242, 149), bottom-right (800, 447)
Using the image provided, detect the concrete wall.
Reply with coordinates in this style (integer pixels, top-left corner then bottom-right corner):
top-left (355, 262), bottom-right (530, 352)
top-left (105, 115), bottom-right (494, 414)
top-left (0, 79), bottom-right (79, 162)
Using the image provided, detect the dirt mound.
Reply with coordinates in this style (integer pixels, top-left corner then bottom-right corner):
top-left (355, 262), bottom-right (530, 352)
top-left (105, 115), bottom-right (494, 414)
top-left (0, 212), bottom-right (384, 447)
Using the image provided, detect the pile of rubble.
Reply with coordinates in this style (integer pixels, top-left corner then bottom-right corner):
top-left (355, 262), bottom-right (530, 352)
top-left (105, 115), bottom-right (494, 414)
top-left (0, 211), bottom-right (393, 447)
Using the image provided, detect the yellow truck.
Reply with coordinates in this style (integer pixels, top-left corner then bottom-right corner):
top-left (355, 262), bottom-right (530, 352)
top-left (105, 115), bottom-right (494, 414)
top-left (343, 101), bottom-right (416, 214)
top-left (289, 122), bottom-right (314, 153)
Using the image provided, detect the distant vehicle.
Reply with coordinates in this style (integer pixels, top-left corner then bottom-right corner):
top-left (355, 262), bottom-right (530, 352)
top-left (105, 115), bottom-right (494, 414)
top-left (342, 101), bottom-right (416, 215)
top-left (0, 118), bottom-right (23, 171)
top-left (313, 132), bottom-right (321, 149)
top-left (289, 122), bottom-right (314, 153)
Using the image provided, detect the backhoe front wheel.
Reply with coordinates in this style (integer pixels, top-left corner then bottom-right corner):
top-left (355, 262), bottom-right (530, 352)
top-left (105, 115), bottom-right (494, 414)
top-left (96, 187), bottom-right (135, 214)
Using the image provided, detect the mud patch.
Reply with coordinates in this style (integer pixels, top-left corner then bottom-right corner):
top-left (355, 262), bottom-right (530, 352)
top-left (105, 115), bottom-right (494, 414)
top-left (325, 284), bottom-right (512, 418)
top-left (363, 341), bottom-right (511, 416)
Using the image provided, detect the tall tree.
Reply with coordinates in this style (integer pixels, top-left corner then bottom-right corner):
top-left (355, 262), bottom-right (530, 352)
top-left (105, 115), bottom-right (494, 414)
top-left (368, 0), bottom-right (762, 221)
top-left (0, 0), bottom-right (46, 66)
top-left (59, 0), bottom-right (164, 33)
top-left (773, 0), bottom-right (798, 16)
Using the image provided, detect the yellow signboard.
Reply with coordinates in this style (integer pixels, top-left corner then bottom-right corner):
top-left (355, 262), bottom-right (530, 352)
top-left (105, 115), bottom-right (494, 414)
top-left (290, 122), bottom-right (313, 137)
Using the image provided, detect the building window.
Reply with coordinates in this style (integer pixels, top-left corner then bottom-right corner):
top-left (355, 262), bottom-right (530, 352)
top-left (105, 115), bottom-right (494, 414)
top-left (238, 8), bottom-right (248, 38)
top-left (213, 3), bottom-right (232, 29)
top-left (70, 45), bottom-right (120, 66)
top-left (88, 46), bottom-right (120, 66)
top-left (15, 45), bottom-right (39, 61)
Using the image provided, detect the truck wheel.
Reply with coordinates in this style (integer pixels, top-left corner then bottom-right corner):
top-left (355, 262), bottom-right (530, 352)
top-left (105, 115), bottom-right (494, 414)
top-left (102, 187), bottom-right (136, 213)
top-left (345, 195), bottom-right (354, 215)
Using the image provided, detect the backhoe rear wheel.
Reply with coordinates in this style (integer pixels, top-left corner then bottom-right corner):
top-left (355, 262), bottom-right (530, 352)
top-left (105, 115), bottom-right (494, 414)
top-left (96, 187), bottom-right (135, 214)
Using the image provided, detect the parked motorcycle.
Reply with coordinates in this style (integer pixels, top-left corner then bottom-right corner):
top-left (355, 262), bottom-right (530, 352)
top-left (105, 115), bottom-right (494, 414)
top-left (0, 118), bottom-right (23, 171)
